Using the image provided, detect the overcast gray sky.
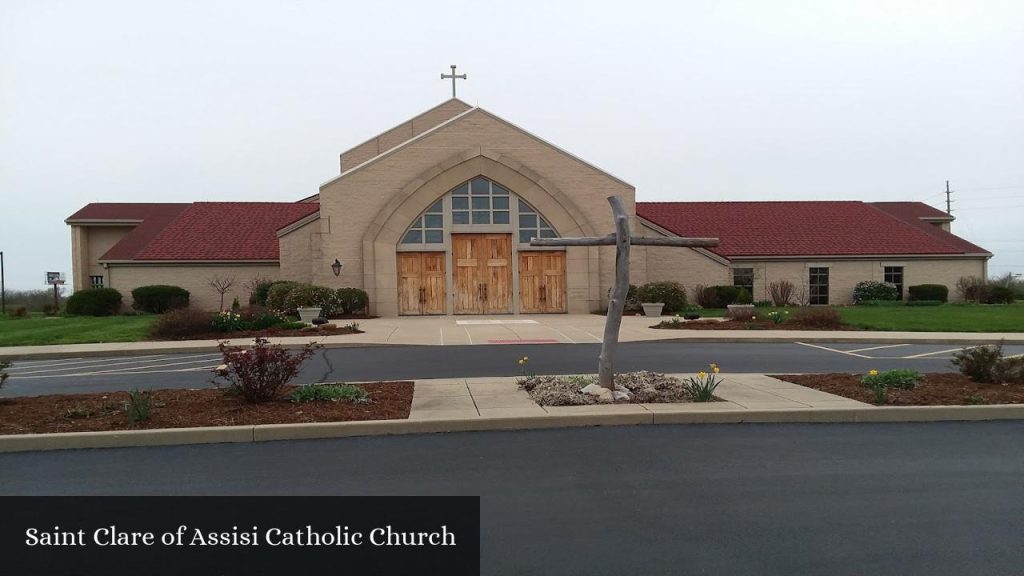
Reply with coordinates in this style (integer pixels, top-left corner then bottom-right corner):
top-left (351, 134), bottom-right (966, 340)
top-left (1, 0), bottom-right (1022, 290)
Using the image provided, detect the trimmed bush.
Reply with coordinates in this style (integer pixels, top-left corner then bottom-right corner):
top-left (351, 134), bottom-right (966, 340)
top-left (336, 287), bottom-right (370, 315)
top-left (908, 284), bottom-right (948, 302)
top-left (148, 307), bottom-right (214, 339)
top-left (853, 280), bottom-right (898, 304)
top-left (265, 281), bottom-right (303, 312)
top-left (285, 284), bottom-right (340, 316)
top-left (66, 288), bottom-right (123, 316)
top-left (254, 281), bottom-right (278, 306)
top-left (696, 285), bottom-right (752, 308)
top-left (984, 285), bottom-right (1015, 304)
top-left (635, 282), bottom-right (688, 314)
top-left (131, 285), bottom-right (189, 313)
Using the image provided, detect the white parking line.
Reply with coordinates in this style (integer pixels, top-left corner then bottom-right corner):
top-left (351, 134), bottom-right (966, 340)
top-left (845, 344), bottom-right (910, 354)
top-left (5, 354), bottom-right (168, 372)
top-left (793, 342), bottom-right (871, 358)
top-left (8, 353), bottom-right (221, 376)
top-left (901, 347), bottom-right (966, 359)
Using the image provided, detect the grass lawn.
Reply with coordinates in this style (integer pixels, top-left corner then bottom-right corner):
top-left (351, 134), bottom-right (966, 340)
top-left (838, 303), bottom-right (1024, 332)
top-left (0, 314), bottom-right (156, 347)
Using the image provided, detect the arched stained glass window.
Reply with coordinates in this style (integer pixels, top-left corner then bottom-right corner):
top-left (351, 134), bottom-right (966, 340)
top-left (518, 200), bottom-right (557, 244)
top-left (401, 200), bottom-right (444, 244)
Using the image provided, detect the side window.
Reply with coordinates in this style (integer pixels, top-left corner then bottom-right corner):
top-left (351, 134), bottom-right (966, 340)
top-left (809, 267), bottom-right (829, 305)
top-left (732, 268), bottom-right (754, 296)
top-left (884, 266), bottom-right (904, 300)
top-left (401, 200), bottom-right (444, 245)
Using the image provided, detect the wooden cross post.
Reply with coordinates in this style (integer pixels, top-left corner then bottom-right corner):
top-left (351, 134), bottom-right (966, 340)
top-left (531, 196), bottom-right (719, 390)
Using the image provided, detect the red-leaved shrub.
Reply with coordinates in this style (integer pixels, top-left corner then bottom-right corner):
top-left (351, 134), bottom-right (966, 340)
top-left (788, 307), bottom-right (842, 328)
top-left (214, 338), bottom-right (320, 402)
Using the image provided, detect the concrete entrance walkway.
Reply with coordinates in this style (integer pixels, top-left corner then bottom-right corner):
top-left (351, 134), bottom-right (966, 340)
top-left (409, 373), bottom-right (869, 421)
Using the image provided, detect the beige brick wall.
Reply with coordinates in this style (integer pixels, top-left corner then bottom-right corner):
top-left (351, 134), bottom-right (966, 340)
top-left (319, 109), bottom-right (634, 315)
top-left (278, 219), bottom-right (320, 283)
top-left (69, 225), bottom-right (133, 289)
top-left (738, 258), bottom-right (988, 304)
top-left (108, 264), bottom-right (280, 311)
top-left (339, 99), bottom-right (472, 171)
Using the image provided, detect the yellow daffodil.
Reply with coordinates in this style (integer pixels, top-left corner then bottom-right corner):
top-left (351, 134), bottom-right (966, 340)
top-left (868, 369), bottom-right (878, 376)
top-left (713, 366), bottom-right (720, 374)
top-left (698, 371), bottom-right (708, 379)
top-left (518, 359), bottom-right (525, 365)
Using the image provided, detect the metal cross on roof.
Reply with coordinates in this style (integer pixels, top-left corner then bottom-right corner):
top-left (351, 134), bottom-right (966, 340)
top-left (441, 65), bottom-right (467, 98)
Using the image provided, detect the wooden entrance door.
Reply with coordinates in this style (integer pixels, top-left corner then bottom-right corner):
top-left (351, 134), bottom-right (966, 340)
top-left (518, 251), bottom-right (567, 313)
top-left (453, 234), bottom-right (512, 314)
top-left (397, 252), bottom-right (446, 315)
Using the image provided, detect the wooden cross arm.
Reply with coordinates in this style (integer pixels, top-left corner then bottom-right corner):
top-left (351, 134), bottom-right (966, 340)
top-left (530, 235), bottom-right (719, 248)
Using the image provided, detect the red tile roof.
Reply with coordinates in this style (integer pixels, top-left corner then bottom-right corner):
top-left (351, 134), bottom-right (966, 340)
top-left (66, 203), bottom-right (191, 261)
top-left (133, 202), bottom-right (320, 261)
top-left (67, 202), bottom-right (319, 262)
top-left (636, 201), bottom-right (990, 258)
top-left (870, 202), bottom-right (990, 255)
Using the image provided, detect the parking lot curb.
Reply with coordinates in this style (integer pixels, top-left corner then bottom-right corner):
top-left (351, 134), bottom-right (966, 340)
top-left (3, 404), bottom-right (1024, 453)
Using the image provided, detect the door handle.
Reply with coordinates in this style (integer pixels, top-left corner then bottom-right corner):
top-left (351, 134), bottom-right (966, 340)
top-left (478, 284), bottom-right (484, 301)
top-left (419, 287), bottom-right (426, 304)
top-left (483, 284), bottom-right (488, 301)
top-left (540, 285), bottom-right (546, 301)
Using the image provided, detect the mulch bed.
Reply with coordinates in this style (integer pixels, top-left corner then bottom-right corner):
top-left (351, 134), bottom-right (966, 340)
top-left (651, 319), bottom-right (858, 331)
top-left (153, 324), bottom-right (363, 342)
top-left (773, 373), bottom-right (1024, 405)
top-left (0, 381), bottom-right (413, 436)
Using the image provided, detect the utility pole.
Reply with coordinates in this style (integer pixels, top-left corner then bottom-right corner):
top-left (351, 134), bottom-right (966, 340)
top-left (945, 180), bottom-right (953, 215)
top-left (0, 251), bottom-right (5, 315)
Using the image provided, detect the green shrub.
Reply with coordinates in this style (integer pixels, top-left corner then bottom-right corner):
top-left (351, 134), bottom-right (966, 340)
top-left (984, 285), bottom-right (1015, 304)
top-left (694, 284), bottom-right (717, 308)
top-left (211, 310), bottom-right (244, 332)
top-left (853, 280), bottom-right (899, 304)
top-left (66, 288), bottom-right (123, 316)
top-left (131, 285), bottom-right (189, 313)
top-left (285, 284), bottom-right (340, 316)
top-left (149, 307), bottom-right (214, 339)
top-left (904, 300), bottom-right (944, 307)
top-left (952, 343), bottom-right (1003, 383)
top-left (635, 282), bottom-right (688, 314)
top-left (265, 281), bottom-right (303, 312)
top-left (753, 300), bottom-right (773, 308)
top-left (857, 300), bottom-right (905, 306)
top-left (124, 389), bottom-right (153, 423)
top-left (696, 285), bottom-right (751, 308)
top-left (788, 306), bottom-right (842, 328)
top-left (288, 383), bottom-right (369, 404)
top-left (683, 365), bottom-right (721, 402)
top-left (336, 287), bottom-right (370, 315)
top-left (254, 281), bottom-right (278, 306)
top-left (908, 284), bottom-right (948, 302)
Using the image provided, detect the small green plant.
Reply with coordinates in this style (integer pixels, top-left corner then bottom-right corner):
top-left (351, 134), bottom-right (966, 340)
top-left (211, 310), bottom-right (244, 332)
top-left (952, 343), bottom-right (1004, 383)
top-left (231, 297), bottom-right (242, 311)
top-left (964, 395), bottom-right (986, 405)
top-left (765, 310), bottom-right (789, 324)
top-left (517, 356), bottom-right (534, 379)
top-left (124, 389), bottom-right (153, 423)
top-left (861, 370), bottom-right (888, 405)
top-left (289, 383), bottom-right (369, 404)
top-left (0, 360), bottom-right (9, 390)
top-left (64, 404), bottom-right (94, 419)
top-left (683, 364), bottom-right (721, 402)
top-left (862, 368), bottom-right (923, 391)
top-left (567, 375), bottom-right (593, 389)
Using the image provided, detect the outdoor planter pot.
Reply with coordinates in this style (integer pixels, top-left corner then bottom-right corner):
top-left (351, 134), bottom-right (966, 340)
top-left (726, 304), bottom-right (756, 320)
top-left (296, 307), bottom-right (323, 323)
top-left (641, 303), bottom-right (665, 317)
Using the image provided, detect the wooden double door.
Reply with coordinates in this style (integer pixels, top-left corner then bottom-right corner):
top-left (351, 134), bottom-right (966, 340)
top-left (397, 252), bottom-right (446, 315)
top-left (397, 234), bottom-right (567, 316)
top-left (518, 251), bottom-right (567, 313)
top-left (453, 234), bottom-right (512, 314)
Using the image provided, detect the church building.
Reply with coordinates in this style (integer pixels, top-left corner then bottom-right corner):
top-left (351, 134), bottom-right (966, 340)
top-left (66, 98), bottom-right (991, 314)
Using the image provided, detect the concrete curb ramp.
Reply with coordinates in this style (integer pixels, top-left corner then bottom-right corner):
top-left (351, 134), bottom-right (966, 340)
top-left (3, 404), bottom-right (1024, 453)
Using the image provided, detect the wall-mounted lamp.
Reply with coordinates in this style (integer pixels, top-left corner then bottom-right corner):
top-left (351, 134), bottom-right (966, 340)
top-left (331, 259), bottom-right (344, 277)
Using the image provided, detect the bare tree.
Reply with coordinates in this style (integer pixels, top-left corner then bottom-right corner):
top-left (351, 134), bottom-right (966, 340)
top-left (208, 276), bottom-right (236, 311)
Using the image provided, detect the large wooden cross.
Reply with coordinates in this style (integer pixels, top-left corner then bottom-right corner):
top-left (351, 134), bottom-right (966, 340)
top-left (531, 196), bottom-right (719, 390)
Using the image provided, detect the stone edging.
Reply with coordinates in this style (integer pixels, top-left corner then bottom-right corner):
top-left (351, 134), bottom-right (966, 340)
top-left (3, 404), bottom-right (1024, 453)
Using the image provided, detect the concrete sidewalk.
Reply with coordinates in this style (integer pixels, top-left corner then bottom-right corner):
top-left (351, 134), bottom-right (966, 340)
top-left (2, 314), bottom-right (1022, 360)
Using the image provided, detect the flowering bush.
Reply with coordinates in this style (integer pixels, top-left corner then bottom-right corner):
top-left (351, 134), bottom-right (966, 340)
top-left (684, 363), bottom-right (722, 402)
top-left (765, 310), bottom-right (789, 324)
top-left (853, 281), bottom-right (899, 304)
top-left (211, 310), bottom-right (244, 332)
top-left (214, 338), bottom-right (320, 403)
